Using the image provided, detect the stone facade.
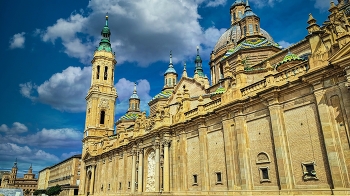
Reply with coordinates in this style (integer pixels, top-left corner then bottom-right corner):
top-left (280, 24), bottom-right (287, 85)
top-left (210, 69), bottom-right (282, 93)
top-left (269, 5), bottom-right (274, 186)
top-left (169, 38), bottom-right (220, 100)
top-left (37, 167), bottom-right (50, 191)
top-left (45, 154), bottom-right (81, 196)
top-left (79, 1), bottom-right (350, 195)
top-left (0, 161), bottom-right (38, 195)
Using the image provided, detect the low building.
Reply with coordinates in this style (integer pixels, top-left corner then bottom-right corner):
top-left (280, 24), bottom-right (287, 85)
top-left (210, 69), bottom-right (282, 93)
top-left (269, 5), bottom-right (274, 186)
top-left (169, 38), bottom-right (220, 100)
top-left (0, 160), bottom-right (37, 195)
top-left (46, 154), bottom-right (81, 196)
top-left (37, 167), bottom-right (50, 191)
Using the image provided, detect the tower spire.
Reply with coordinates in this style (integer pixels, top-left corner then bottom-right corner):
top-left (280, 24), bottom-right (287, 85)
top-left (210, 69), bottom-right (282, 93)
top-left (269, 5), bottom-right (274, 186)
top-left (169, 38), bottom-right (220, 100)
top-left (194, 46), bottom-right (204, 77)
top-left (182, 62), bottom-right (188, 78)
top-left (97, 14), bottom-right (112, 52)
top-left (169, 50), bottom-right (173, 65)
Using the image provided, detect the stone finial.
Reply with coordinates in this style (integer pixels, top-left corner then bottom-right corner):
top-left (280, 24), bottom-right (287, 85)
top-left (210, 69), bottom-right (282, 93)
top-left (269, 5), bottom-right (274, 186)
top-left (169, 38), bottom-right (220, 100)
top-left (198, 95), bottom-right (203, 102)
top-left (307, 13), bottom-right (316, 24)
top-left (182, 62), bottom-right (188, 78)
top-left (329, 1), bottom-right (337, 13)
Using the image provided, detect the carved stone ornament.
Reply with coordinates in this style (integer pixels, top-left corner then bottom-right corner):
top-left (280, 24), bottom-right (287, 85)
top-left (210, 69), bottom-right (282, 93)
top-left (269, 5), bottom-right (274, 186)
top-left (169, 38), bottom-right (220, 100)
top-left (98, 98), bottom-right (110, 109)
top-left (146, 151), bottom-right (156, 192)
top-left (162, 139), bottom-right (171, 147)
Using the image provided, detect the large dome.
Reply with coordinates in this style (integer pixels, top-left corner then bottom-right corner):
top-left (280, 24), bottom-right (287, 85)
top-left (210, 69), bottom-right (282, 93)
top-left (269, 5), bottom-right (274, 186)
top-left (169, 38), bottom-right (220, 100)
top-left (213, 25), bottom-right (275, 53)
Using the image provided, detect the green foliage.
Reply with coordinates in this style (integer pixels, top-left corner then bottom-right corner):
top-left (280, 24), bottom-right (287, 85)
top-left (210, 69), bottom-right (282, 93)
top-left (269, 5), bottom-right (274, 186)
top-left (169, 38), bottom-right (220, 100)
top-left (45, 184), bottom-right (62, 196)
top-left (33, 189), bottom-right (46, 195)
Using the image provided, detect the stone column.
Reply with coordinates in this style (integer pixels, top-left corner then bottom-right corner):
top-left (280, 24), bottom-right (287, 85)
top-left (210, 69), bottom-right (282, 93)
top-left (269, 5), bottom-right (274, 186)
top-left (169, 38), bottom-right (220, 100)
top-left (163, 139), bottom-right (171, 192)
top-left (138, 149), bottom-right (144, 192)
top-left (79, 162), bottom-right (86, 195)
top-left (179, 129), bottom-right (188, 191)
top-left (267, 96), bottom-right (293, 190)
top-left (155, 137), bottom-right (160, 192)
top-left (234, 110), bottom-right (252, 190)
top-left (90, 165), bottom-right (96, 194)
top-left (313, 84), bottom-right (350, 189)
top-left (198, 118), bottom-right (210, 190)
top-left (131, 147), bottom-right (137, 193)
top-left (222, 114), bottom-right (235, 190)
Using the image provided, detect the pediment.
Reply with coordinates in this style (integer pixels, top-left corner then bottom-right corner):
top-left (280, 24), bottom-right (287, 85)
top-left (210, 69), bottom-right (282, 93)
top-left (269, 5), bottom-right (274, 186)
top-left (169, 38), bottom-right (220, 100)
top-left (167, 77), bottom-right (206, 105)
top-left (82, 151), bottom-right (93, 161)
top-left (329, 42), bottom-right (350, 65)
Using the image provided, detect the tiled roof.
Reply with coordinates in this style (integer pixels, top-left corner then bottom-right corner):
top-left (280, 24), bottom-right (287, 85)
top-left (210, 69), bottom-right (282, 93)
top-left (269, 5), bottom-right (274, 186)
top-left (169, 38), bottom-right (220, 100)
top-left (211, 85), bottom-right (226, 95)
top-left (276, 51), bottom-right (303, 68)
top-left (222, 38), bottom-right (281, 60)
top-left (150, 90), bottom-right (173, 101)
top-left (119, 113), bottom-right (139, 121)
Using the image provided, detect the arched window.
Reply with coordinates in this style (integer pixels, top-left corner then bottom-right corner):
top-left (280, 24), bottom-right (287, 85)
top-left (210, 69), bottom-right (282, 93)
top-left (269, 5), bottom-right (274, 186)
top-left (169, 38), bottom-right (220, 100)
top-left (100, 111), bottom-right (105, 124)
top-left (173, 78), bottom-right (175, 85)
top-left (132, 103), bottom-right (134, 109)
top-left (97, 66), bottom-right (100, 79)
top-left (165, 78), bottom-right (167, 86)
top-left (104, 66), bottom-right (108, 80)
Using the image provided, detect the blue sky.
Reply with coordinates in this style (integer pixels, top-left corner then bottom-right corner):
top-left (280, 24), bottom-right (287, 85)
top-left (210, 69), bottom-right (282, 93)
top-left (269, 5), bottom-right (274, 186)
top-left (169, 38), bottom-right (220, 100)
top-left (0, 0), bottom-right (332, 177)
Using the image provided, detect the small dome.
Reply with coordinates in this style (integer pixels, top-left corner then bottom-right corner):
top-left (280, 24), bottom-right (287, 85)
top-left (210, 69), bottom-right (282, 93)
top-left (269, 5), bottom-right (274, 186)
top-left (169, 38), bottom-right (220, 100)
top-left (231, 0), bottom-right (245, 7)
top-left (165, 67), bottom-right (177, 75)
top-left (213, 25), bottom-right (275, 53)
top-left (130, 83), bottom-right (140, 99)
top-left (101, 26), bottom-right (110, 34)
top-left (275, 50), bottom-right (303, 71)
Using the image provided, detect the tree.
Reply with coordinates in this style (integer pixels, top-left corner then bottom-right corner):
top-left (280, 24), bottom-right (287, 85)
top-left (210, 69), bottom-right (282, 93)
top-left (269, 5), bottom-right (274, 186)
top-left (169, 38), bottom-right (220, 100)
top-left (45, 184), bottom-right (62, 196)
top-left (24, 189), bottom-right (30, 196)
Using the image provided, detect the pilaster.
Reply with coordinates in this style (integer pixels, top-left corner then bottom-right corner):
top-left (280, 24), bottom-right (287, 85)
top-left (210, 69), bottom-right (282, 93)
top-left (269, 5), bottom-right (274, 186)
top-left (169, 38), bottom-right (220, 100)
top-left (138, 148), bottom-right (144, 192)
top-left (312, 82), bottom-right (350, 189)
top-left (221, 114), bottom-right (235, 190)
top-left (163, 138), bottom-right (171, 192)
top-left (198, 118), bottom-right (210, 191)
top-left (266, 93), bottom-right (294, 191)
top-left (234, 108), bottom-right (252, 190)
top-left (154, 136), bottom-right (160, 192)
top-left (131, 146), bottom-right (137, 192)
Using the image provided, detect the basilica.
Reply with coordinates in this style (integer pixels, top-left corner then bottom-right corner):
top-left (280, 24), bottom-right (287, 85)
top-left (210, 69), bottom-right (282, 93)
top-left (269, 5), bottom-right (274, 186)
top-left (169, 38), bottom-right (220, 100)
top-left (79, 0), bottom-right (350, 195)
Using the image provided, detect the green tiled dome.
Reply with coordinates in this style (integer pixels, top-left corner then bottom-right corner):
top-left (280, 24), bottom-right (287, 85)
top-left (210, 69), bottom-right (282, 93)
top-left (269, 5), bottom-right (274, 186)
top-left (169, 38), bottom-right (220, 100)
top-left (119, 113), bottom-right (139, 121)
top-left (276, 51), bottom-right (303, 68)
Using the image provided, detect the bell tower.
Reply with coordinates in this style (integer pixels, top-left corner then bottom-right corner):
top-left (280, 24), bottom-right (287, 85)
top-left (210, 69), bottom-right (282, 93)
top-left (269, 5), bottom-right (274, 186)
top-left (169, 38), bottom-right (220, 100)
top-left (83, 15), bottom-right (118, 140)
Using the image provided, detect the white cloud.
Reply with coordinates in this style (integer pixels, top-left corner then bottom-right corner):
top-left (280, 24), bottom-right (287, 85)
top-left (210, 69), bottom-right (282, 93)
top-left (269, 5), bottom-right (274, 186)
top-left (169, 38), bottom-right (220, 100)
top-left (278, 40), bottom-right (293, 49)
top-left (0, 143), bottom-right (60, 163)
top-left (20, 66), bottom-right (152, 114)
top-left (249, 0), bottom-right (283, 8)
top-left (9, 32), bottom-right (26, 49)
top-left (115, 78), bottom-right (152, 114)
top-left (38, 0), bottom-right (225, 66)
top-left (206, 0), bottom-right (227, 7)
top-left (314, 0), bottom-right (331, 11)
top-left (61, 151), bottom-right (81, 160)
top-left (0, 122), bottom-right (28, 135)
top-left (0, 128), bottom-right (82, 148)
top-left (0, 143), bottom-right (60, 176)
top-left (20, 66), bottom-right (91, 112)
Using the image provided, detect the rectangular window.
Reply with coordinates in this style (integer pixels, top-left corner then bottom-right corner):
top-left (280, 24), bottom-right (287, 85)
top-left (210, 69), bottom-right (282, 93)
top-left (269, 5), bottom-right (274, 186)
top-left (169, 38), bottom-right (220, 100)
top-left (108, 183), bottom-right (110, 190)
top-left (128, 181), bottom-right (131, 189)
top-left (243, 26), bottom-right (247, 36)
top-left (302, 162), bottom-right (318, 180)
top-left (119, 182), bottom-right (122, 190)
top-left (249, 24), bottom-right (253, 35)
top-left (193, 174), bottom-right (198, 185)
top-left (104, 66), bottom-right (108, 80)
top-left (259, 167), bottom-right (271, 182)
top-left (215, 172), bottom-right (222, 184)
top-left (100, 111), bottom-right (105, 124)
